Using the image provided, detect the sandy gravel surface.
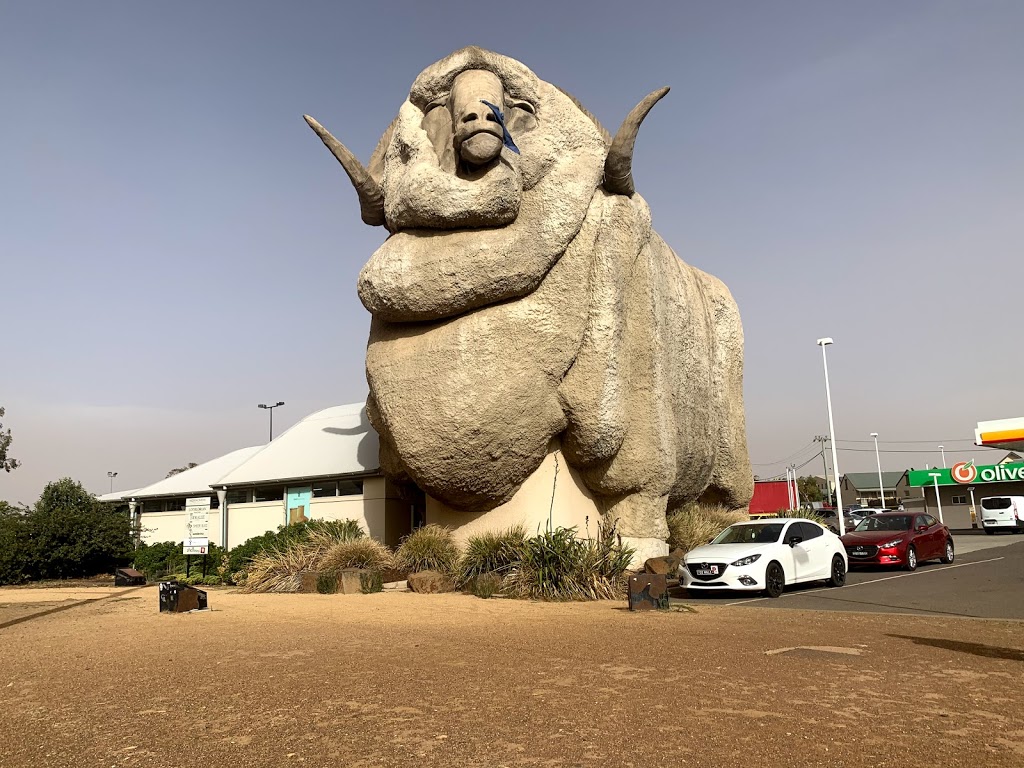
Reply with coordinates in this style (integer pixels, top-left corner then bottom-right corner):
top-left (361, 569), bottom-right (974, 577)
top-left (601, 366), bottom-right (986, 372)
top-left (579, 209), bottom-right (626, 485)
top-left (0, 586), bottom-right (1022, 768)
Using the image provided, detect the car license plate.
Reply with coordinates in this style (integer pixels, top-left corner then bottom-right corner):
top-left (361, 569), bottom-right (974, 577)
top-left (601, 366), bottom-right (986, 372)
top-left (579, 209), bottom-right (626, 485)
top-left (696, 566), bottom-right (719, 576)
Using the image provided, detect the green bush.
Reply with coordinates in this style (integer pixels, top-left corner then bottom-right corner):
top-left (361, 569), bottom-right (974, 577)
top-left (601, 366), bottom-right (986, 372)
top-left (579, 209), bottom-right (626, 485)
top-left (457, 526), bottom-right (527, 588)
top-left (503, 524), bottom-right (634, 602)
top-left (133, 542), bottom-right (227, 582)
top-left (359, 570), bottom-right (383, 594)
top-left (316, 571), bottom-right (338, 594)
top-left (471, 572), bottom-right (502, 599)
top-left (240, 519), bottom-right (367, 593)
top-left (0, 479), bottom-right (137, 585)
top-left (394, 524), bottom-right (460, 574)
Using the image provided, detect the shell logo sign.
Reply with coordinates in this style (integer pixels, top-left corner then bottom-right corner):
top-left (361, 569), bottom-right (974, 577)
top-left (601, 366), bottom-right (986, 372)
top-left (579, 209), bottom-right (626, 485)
top-left (951, 461), bottom-right (977, 484)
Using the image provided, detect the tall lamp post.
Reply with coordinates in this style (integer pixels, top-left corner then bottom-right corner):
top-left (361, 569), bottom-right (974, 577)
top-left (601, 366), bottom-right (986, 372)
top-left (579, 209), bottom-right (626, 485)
top-left (258, 401), bottom-right (285, 442)
top-left (870, 432), bottom-right (884, 509)
top-left (939, 445), bottom-right (946, 468)
top-left (814, 435), bottom-right (833, 507)
top-left (816, 338), bottom-right (845, 536)
top-left (107, 471), bottom-right (118, 493)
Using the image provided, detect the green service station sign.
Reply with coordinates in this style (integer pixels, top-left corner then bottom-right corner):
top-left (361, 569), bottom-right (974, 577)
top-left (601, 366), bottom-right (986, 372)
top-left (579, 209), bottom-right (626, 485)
top-left (908, 461), bottom-right (1024, 487)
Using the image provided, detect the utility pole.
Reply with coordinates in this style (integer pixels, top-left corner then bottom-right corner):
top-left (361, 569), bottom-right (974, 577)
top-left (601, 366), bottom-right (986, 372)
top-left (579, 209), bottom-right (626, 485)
top-left (814, 435), bottom-right (832, 506)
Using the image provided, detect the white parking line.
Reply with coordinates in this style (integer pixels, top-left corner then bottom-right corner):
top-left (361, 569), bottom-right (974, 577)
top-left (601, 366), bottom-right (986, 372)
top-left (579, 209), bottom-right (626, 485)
top-left (721, 556), bottom-right (1006, 607)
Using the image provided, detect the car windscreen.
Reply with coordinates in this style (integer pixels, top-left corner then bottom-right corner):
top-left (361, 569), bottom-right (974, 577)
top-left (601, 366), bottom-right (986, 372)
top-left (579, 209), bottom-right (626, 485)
top-left (853, 515), bottom-right (912, 532)
top-left (712, 523), bottom-right (785, 544)
top-left (982, 498), bottom-right (1012, 510)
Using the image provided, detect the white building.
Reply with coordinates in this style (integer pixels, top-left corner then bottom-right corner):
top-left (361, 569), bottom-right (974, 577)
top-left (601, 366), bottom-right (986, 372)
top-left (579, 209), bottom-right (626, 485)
top-left (100, 404), bottom-right (414, 549)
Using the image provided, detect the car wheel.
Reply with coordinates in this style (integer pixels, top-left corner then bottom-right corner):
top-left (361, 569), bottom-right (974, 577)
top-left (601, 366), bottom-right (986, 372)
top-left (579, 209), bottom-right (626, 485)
top-left (826, 554), bottom-right (846, 587)
top-left (764, 562), bottom-right (785, 598)
top-left (905, 545), bottom-right (918, 571)
top-left (941, 539), bottom-right (954, 564)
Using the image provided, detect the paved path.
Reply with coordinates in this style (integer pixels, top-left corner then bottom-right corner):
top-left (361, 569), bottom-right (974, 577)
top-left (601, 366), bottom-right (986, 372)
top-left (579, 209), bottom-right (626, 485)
top-left (675, 536), bottom-right (1024, 619)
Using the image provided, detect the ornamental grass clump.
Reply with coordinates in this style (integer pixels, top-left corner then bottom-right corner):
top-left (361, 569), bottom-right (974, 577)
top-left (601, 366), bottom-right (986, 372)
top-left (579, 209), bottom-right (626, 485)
top-left (394, 524), bottom-right (460, 574)
top-left (666, 502), bottom-right (749, 554)
top-left (320, 537), bottom-right (394, 574)
top-left (241, 519), bottom-right (367, 593)
top-left (503, 523), bottom-right (634, 602)
top-left (456, 525), bottom-right (528, 588)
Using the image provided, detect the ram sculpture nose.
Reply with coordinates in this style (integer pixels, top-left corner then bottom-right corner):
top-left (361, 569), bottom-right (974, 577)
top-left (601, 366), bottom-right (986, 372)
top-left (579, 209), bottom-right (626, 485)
top-left (451, 69), bottom-right (506, 166)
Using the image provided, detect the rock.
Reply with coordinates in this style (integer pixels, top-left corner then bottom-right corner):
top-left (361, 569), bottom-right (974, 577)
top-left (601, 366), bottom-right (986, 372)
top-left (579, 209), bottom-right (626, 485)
top-left (382, 580), bottom-right (409, 592)
top-left (407, 570), bottom-right (455, 594)
top-left (644, 553), bottom-right (682, 576)
top-left (337, 569), bottom-right (365, 595)
top-left (297, 571), bottom-right (319, 593)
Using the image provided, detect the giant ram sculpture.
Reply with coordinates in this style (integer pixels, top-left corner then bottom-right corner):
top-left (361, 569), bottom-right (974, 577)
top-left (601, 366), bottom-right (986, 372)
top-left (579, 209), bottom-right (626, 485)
top-left (305, 47), bottom-right (753, 554)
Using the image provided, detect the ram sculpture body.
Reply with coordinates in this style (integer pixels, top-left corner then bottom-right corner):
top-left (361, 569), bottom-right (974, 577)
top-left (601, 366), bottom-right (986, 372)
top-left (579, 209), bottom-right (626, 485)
top-left (305, 47), bottom-right (753, 548)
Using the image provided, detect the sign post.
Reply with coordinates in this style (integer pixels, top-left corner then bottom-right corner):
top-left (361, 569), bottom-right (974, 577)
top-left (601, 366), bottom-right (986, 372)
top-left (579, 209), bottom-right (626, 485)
top-left (183, 497), bottom-right (212, 578)
top-left (928, 472), bottom-right (944, 524)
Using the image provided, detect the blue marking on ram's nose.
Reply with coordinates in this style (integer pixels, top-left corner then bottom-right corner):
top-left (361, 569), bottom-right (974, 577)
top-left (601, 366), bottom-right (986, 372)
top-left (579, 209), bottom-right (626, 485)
top-left (480, 100), bottom-right (520, 155)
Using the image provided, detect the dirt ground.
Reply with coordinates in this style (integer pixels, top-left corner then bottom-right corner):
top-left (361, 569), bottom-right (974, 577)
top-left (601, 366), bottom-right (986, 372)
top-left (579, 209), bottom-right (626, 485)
top-left (1, 586), bottom-right (1022, 768)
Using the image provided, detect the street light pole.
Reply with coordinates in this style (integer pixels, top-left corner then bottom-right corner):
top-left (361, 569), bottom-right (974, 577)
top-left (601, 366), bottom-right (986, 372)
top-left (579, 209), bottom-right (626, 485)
top-left (871, 432), bottom-right (884, 509)
top-left (816, 338), bottom-right (845, 536)
top-left (792, 464), bottom-right (801, 511)
top-left (257, 401), bottom-right (285, 442)
top-left (939, 445), bottom-right (946, 468)
top-left (929, 472), bottom-right (944, 524)
top-left (107, 471), bottom-right (118, 493)
top-left (968, 485), bottom-right (977, 529)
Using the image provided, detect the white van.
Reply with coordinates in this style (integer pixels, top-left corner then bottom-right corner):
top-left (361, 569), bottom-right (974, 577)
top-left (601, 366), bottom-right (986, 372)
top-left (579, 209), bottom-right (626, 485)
top-left (979, 496), bottom-right (1024, 533)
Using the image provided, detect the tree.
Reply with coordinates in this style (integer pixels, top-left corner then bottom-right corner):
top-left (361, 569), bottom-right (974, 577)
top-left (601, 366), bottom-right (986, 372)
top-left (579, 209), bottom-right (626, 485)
top-left (166, 462), bottom-right (198, 478)
top-left (26, 478), bottom-right (135, 580)
top-left (797, 475), bottom-right (824, 503)
top-left (0, 406), bottom-right (19, 472)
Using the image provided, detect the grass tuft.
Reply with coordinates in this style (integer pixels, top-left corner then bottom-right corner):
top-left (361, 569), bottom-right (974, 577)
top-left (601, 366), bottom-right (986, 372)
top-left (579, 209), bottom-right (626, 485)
top-left (666, 502), bottom-right (749, 553)
top-left (457, 525), bottom-right (528, 588)
top-left (394, 525), bottom-right (460, 574)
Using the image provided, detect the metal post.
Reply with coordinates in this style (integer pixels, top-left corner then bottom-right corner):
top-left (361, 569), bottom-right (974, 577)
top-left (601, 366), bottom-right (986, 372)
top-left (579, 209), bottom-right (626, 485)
top-left (968, 486), bottom-right (977, 528)
top-left (786, 467), bottom-right (794, 510)
top-left (818, 438), bottom-right (833, 507)
top-left (871, 433), bottom-right (884, 509)
top-left (939, 445), bottom-right (946, 468)
top-left (792, 466), bottom-right (801, 511)
top-left (817, 339), bottom-right (845, 536)
top-left (929, 472), bottom-right (944, 524)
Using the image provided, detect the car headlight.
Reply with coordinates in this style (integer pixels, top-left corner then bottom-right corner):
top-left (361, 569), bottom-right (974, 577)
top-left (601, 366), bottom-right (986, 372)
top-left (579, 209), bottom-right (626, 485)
top-left (878, 538), bottom-right (904, 549)
top-left (731, 554), bottom-right (762, 567)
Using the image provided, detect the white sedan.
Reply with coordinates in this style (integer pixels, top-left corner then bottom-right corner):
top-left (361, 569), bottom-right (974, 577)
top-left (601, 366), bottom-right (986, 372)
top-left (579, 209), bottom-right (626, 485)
top-left (681, 518), bottom-right (848, 598)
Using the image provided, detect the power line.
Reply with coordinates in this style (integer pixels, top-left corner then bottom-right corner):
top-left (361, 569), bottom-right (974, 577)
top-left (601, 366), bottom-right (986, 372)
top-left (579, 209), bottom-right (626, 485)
top-left (835, 438), bottom-right (979, 445)
top-left (750, 440), bottom-right (817, 467)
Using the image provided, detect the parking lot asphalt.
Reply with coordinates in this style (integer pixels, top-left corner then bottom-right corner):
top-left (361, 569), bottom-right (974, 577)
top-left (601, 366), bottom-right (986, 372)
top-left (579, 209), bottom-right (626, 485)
top-left (674, 534), bottom-right (1024, 619)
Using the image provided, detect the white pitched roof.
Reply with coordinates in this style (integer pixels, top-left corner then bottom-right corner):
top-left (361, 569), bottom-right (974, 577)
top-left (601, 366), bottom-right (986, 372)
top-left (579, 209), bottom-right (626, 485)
top-left (118, 446), bottom-right (264, 500)
top-left (215, 403), bottom-right (379, 487)
top-left (97, 488), bottom-right (146, 503)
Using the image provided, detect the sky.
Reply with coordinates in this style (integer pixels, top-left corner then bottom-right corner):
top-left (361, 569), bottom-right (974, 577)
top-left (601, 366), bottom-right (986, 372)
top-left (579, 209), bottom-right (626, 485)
top-left (2, 1), bottom-right (1022, 505)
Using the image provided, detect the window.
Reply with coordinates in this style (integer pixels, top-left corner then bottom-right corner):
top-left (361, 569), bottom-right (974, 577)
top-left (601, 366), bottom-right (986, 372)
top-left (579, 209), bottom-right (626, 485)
top-left (210, 495), bottom-right (220, 510)
top-left (922, 515), bottom-right (937, 527)
top-left (253, 486), bottom-right (285, 503)
top-left (164, 497), bottom-right (186, 512)
top-left (982, 497), bottom-right (1011, 510)
top-left (951, 495), bottom-right (967, 505)
top-left (226, 488), bottom-right (252, 505)
top-left (312, 481), bottom-right (338, 498)
top-left (797, 522), bottom-right (823, 540)
top-left (338, 479), bottom-right (364, 496)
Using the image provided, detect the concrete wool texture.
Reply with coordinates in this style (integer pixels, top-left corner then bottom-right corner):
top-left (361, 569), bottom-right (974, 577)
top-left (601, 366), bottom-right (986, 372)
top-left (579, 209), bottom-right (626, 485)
top-left (331, 47), bottom-right (753, 544)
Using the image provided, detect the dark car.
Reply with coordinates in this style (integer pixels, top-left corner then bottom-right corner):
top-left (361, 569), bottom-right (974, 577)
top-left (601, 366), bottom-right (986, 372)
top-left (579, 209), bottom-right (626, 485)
top-left (841, 512), bottom-right (953, 571)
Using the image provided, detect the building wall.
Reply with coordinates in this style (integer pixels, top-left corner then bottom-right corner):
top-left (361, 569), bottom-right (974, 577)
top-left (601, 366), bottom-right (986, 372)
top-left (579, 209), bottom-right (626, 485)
top-left (426, 446), bottom-right (599, 544)
top-left (920, 480), bottom-right (1024, 529)
top-left (225, 501), bottom-right (285, 548)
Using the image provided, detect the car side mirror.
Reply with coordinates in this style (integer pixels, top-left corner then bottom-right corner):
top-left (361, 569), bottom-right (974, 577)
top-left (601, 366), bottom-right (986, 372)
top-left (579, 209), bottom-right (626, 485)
top-left (916, 525), bottom-right (927, 532)
top-left (788, 536), bottom-right (803, 547)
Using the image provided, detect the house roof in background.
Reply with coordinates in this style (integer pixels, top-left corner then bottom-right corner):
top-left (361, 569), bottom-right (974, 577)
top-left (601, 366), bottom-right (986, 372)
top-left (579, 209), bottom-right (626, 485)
top-left (215, 404), bottom-right (379, 487)
top-left (100, 446), bottom-right (264, 500)
top-left (842, 471), bottom-right (907, 490)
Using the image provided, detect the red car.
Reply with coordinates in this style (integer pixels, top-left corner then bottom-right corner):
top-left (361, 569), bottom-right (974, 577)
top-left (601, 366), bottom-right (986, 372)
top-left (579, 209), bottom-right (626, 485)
top-left (841, 512), bottom-right (954, 571)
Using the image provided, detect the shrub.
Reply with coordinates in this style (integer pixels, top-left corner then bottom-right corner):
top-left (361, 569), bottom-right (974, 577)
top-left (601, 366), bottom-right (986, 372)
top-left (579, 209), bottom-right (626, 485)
top-left (320, 538), bottom-right (393, 574)
top-left (667, 502), bottom-right (749, 553)
top-left (765, 509), bottom-right (829, 526)
top-left (457, 525), bottom-right (527, 587)
top-left (471, 572), bottom-right (503, 599)
top-left (359, 570), bottom-right (383, 594)
top-left (503, 524), bottom-right (634, 601)
top-left (316, 571), bottom-right (338, 594)
top-left (240, 519), bottom-right (366, 593)
top-left (394, 525), bottom-right (460, 574)
top-left (227, 519), bottom-right (364, 574)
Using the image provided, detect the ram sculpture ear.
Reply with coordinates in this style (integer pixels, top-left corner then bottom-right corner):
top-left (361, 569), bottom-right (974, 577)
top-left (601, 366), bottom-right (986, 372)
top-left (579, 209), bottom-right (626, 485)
top-left (303, 114), bottom-right (387, 227)
top-left (603, 87), bottom-right (670, 197)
